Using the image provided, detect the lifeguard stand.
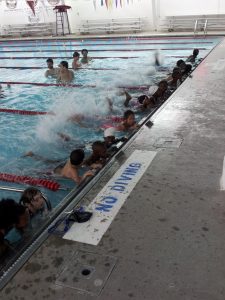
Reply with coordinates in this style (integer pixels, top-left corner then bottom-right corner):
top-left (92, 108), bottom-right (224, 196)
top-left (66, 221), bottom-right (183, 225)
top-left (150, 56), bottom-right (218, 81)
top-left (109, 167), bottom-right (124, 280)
top-left (54, 4), bottom-right (71, 36)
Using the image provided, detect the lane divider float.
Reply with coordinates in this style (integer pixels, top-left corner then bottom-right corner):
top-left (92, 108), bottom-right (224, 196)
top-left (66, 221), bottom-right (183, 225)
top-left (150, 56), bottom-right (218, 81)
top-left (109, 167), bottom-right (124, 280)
top-left (0, 81), bottom-right (149, 90)
top-left (0, 173), bottom-right (60, 191)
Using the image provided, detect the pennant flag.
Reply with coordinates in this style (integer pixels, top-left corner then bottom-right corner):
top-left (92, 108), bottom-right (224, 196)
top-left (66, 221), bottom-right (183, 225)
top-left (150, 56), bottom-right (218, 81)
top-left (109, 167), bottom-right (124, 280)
top-left (109, 0), bottom-right (113, 9)
top-left (26, 0), bottom-right (35, 15)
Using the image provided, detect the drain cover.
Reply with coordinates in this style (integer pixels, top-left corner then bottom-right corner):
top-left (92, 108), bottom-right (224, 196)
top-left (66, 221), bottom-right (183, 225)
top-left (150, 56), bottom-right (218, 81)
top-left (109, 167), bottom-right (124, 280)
top-left (154, 137), bottom-right (183, 148)
top-left (56, 251), bottom-right (117, 295)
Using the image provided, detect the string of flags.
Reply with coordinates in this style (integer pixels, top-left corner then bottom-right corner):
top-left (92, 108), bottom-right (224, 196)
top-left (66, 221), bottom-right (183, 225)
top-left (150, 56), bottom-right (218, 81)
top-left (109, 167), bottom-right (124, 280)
top-left (94, 0), bottom-right (135, 10)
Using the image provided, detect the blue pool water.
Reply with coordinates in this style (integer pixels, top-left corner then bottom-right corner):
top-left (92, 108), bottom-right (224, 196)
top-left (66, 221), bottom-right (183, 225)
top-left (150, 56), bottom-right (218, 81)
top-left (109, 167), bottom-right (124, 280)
top-left (0, 36), bottom-right (221, 209)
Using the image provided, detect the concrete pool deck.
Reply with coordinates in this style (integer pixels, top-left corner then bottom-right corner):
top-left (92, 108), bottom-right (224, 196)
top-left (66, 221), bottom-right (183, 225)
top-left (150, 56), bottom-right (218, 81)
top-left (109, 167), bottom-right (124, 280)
top-left (0, 31), bottom-right (225, 41)
top-left (1, 36), bottom-right (225, 300)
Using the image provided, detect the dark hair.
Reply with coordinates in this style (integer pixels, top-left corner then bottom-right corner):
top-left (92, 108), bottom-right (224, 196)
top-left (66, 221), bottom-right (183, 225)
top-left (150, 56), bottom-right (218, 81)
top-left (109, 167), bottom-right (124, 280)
top-left (20, 187), bottom-right (41, 206)
top-left (176, 59), bottom-right (185, 67)
top-left (0, 199), bottom-right (26, 230)
top-left (20, 187), bottom-right (51, 212)
top-left (193, 48), bottom-right (199, 56)
top-left (158, 80), bottom-right (168, 87)
top-left (184, 64), bottom-right (192, 74)
top-left (81, 49), bottom-right (88, 54)
top-left (172, 67), bottom-right (181, 74)
top-left (46, 58), bottom-right (53, 63)
top-left (123, 110), bottom-right (134, 119)
top-left (70, 149), bottom-right (84, 166)
top-left (138, 95), bottom-right (147, 104)
top-left (60, 61), bottom-right (69, 69)
top-left (92, 141), bottom-right (105, 151)
top-left (73, 51), bottom-right (80, 58)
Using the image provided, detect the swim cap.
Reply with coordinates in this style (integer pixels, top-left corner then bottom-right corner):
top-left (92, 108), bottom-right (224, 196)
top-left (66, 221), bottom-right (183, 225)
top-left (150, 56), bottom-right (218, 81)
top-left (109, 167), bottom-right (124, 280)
top-left (104, 127), bottom-right (116, 138)
top-left (148, 85), bottom-right (158, 95)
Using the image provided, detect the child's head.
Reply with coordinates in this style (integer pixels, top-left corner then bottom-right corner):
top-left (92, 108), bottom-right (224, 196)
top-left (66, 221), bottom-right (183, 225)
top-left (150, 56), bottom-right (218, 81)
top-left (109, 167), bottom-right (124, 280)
top-left (70, 149), bottom-right (85, 166)
top-left (92, 141), bottom-right (107, 157)
top-left (20, 187), bottom-right (45, 214)
top-left (138, 95), bottom-right (149, 104)
top-left (0, 199), bottom-right (29, 231)
top-left (123, 110), bottom-right (136, 127)
top-left (183, 64), bottom-right (192, 75)
top-left (46, 58), bottom-right (54, 69)
top-left (158, 80), bottom-right (168, 92)
top-left (193, 48), bottom-right (199, 57)
top-left (176, 59), bottom-right (186, 71)
top-left (172, 67), bottom-right (182, 80)
top-left (81, 49), bottom-right (88, 57)
top-left (59, 60), bottom-right (69, 70)
top-left (73, 51), bottom-right (80, 59)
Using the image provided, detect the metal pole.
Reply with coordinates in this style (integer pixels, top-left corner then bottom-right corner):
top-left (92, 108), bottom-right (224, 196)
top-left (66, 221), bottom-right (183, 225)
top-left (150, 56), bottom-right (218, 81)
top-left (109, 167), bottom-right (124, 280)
top-left (0, 186), bottom-right (24, 193)
top-left (151, 0), bottom-right (157, 31)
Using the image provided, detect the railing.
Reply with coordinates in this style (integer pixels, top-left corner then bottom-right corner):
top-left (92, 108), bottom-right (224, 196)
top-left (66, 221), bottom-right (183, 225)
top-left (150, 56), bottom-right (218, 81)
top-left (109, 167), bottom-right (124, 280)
top-left (161, 14), bottom-right (225, 36)
top-left (1, 23), bottom-right (54, 37)
top-left (204, 19), bottom-right (208, 35)
top-left (77, 18), bottom-right (145, 35)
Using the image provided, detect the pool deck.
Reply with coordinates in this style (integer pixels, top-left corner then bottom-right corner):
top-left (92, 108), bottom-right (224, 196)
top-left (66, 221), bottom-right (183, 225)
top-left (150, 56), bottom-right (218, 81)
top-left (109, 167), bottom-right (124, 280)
top-left (0, 30), bottom-right (225, 41)
top-left (1, 37), bottom-right (225, 299)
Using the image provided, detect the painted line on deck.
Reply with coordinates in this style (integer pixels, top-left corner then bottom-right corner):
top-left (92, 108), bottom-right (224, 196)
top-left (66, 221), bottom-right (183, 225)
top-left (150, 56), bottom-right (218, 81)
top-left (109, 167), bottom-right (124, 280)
top-left (63, 150), bottom-right (157, 245)
top-left (220, 155), bottom-right (225, 190)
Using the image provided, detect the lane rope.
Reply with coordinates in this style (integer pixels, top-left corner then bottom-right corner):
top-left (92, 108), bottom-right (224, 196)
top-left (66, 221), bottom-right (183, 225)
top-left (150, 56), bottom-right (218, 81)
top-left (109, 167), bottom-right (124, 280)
top-left (0, 173), bottom-right (60, 191)
top-left (0, 47), bottom-right (207, 53)
top-left (0, 81), bottom-right (149, 90)
top-left (0, 41), bottom-right (212, 48)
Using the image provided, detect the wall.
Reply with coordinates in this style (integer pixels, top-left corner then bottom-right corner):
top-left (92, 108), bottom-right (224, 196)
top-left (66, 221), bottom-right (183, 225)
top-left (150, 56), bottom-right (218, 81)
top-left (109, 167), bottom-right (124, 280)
top-left (0, 0), bottom-right (225, 34)
top-left (0, 0), bottom-right (61, 29)
top-left (158, 0), bottom-right (225, 17)
top-left (66, 0), bottom-right (153, 32)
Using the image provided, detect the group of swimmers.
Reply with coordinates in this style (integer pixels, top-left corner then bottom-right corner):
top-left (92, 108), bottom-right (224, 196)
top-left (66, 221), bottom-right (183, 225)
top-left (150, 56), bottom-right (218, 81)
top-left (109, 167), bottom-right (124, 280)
top-left (0, 48), bottom-right (201, 256)
top-left (45, 49), bottom-right (91, 83)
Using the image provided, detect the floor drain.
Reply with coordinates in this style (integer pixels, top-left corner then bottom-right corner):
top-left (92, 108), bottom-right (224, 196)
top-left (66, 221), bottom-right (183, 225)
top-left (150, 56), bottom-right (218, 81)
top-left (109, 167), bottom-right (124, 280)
top-left (82, 269), bottom-right (91, 276)
top-left (56, 251), bottom-right (117, 295)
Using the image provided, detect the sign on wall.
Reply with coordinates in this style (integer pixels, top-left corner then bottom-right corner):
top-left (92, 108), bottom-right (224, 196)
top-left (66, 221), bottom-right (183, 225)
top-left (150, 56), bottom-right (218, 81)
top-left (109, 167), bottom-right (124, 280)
top-left (94, 0), bottom-right (135, 10)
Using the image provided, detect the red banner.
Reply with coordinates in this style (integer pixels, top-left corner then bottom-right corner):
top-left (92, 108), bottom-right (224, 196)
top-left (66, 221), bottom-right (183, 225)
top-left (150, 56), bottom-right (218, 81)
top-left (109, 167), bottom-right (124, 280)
top-left (26, 0), bottom-right (37, 15)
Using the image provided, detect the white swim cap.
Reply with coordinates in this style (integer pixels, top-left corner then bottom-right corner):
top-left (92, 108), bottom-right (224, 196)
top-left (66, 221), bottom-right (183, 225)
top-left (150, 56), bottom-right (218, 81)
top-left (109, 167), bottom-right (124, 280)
top-left (148, 85), bottom-right (158, 95)
top-left (104, 127), bottom-right (116, 138)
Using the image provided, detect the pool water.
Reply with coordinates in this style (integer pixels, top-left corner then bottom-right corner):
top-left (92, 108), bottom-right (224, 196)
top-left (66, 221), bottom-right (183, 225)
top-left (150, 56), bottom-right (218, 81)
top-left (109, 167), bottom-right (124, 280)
top-left (0, 36), bottom-right (221, 210)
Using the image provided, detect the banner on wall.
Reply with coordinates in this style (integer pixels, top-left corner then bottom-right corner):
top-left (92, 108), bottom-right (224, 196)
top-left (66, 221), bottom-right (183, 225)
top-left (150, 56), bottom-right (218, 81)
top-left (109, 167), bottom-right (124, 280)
top-left (5, 0), bottom-right (17, 9)
top-left (95, 0), bottom-right (135, 10)
top-left (26, 0), bottom-right (37, 15)
top-left (47, 0), bottom-right (60, 5)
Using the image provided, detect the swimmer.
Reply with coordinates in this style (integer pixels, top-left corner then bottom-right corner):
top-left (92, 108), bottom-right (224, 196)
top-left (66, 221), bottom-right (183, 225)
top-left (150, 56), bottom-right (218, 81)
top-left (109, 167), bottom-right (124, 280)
top-left (23, 149), bottom-right (93, 185)
top-left (182, 64), bottom-right (193, 79)
top-left (72, 51), bottom-right (81, 70)
top-left (19, 187), bottom-right (51, 218)
top-left (80, 49), bottom-right (91, 64)
top-left (0, 199), bottom-right (30, 256)
top-left (167, 67), bottom-right (182, 90)
top-left (186, 49), bottom-right (199, 63)
top-left (152, 80), bottom-right (172, 104)
top-left (176, 59), bottom-right (187, 74)
top-left (84, 141), bottom-right (109, 170)
top-left (103, 127), bottom-right (127, 150)
top-left (123, 91), bottom-right (155, 111)
top-left (57, 61), bottom-right (74, 84)
top-left (45, 58), bottom-right (59, 78)
top-left (117, 110), bottom-right (140, 131)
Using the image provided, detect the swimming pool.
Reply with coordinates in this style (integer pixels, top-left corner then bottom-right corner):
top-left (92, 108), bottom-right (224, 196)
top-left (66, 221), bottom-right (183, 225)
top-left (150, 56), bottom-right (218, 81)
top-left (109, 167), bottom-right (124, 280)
top-left (0, 35), bottom-right (221, 282)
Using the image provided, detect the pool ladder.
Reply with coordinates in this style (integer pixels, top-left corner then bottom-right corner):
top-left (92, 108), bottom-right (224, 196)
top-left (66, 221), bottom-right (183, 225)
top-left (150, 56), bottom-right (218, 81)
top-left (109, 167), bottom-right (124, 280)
top-left (194, 19), bottom-right (208, 36)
